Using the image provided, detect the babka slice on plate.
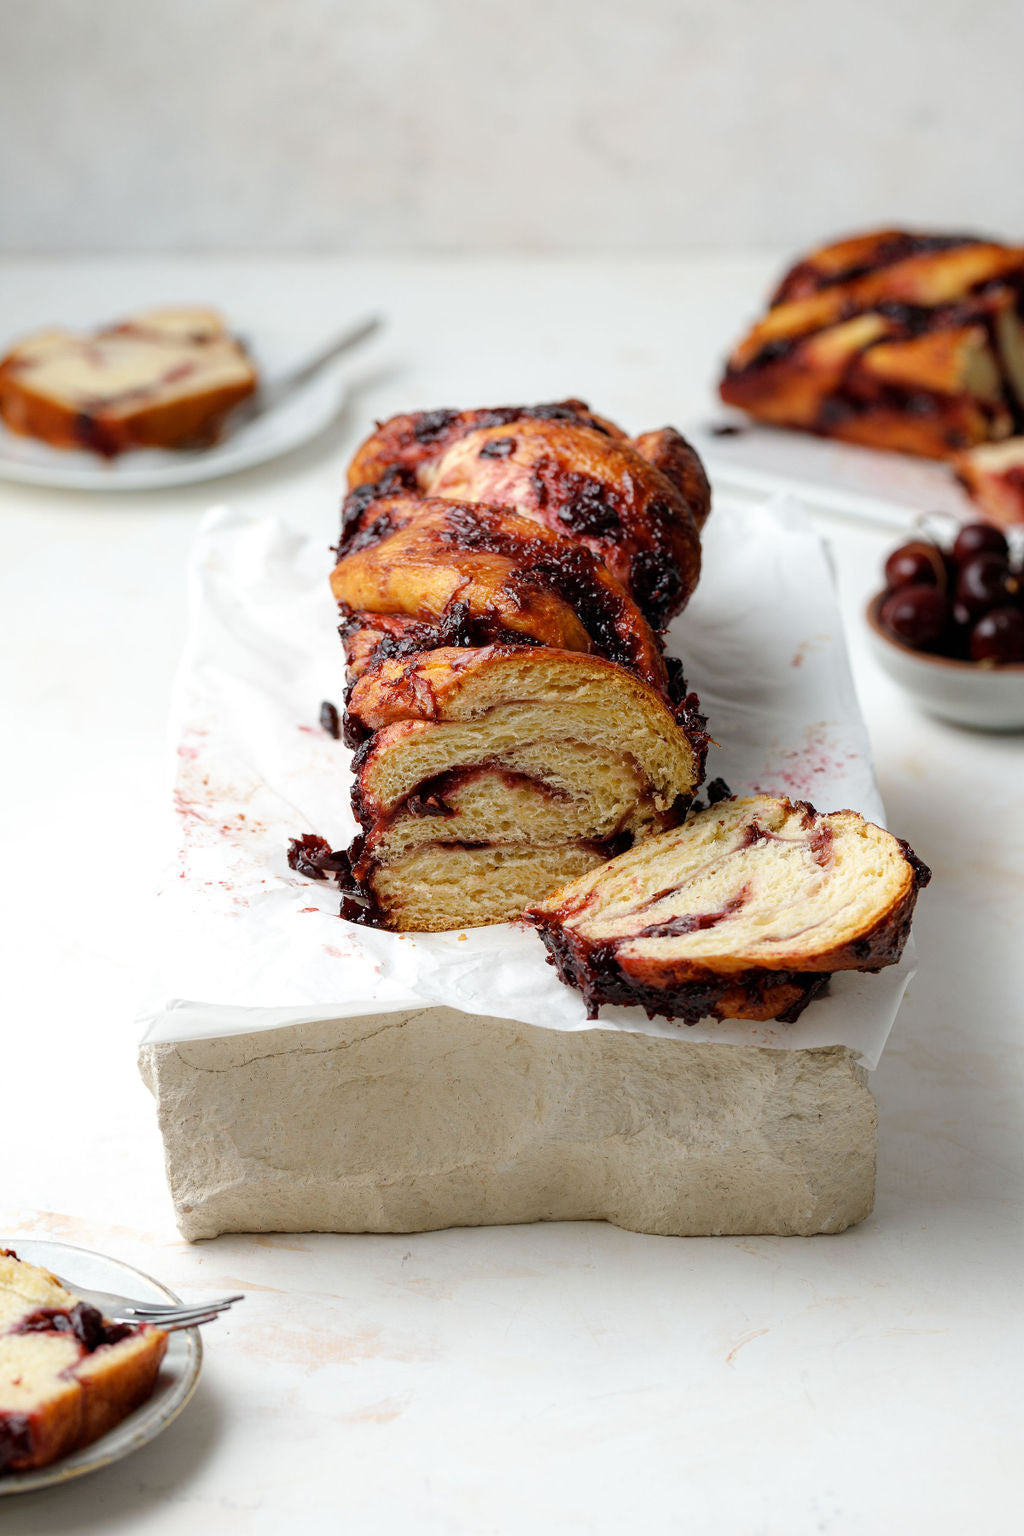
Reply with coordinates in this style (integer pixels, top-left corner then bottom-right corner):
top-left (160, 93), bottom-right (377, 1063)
top-left (0, 306), bottom-right (257, 456)
top-left (311, 646), bottom-right (708, 932)
top-left (0, 1249), bottom-right (167, 1475)
top-left (525, 795), bottom-right (930, 1023)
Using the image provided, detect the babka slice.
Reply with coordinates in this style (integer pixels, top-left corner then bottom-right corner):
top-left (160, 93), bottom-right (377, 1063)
top-left (525, 795), bottom-right (930, 1023)
top-left (331, 495), bottom-right (670, 693)
top-left (955, 437), bottom-right (1024, 527)
top-left (720, 229), bottom-right (1024, 458)
top-left (0, 306), bottom-right (257, 456)
top-left (0, 1249), bottom-right (167, 1475)
top-left (324, 646), bottom-right (708, 931)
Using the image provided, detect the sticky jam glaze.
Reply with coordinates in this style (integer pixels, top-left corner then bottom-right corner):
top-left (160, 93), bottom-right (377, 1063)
top-left (332, 497), bottom-right (669, 691)
top-left (344, 399), bottom-right (624, 495)
top-left (528, 917), bottom-right (831, 1024)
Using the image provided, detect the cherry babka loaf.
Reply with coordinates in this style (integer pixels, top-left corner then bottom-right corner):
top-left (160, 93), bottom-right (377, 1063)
top-left (292, 401), bottom-right (712, 931)
top-left (525, 795), bottom-right (930, 1022)
top-left (0, 1249), bottom-right (167, 1475)
top-left (720, 229), bottom-right (1024, 458)
top-left (0, 306), bottom-right (257, 456)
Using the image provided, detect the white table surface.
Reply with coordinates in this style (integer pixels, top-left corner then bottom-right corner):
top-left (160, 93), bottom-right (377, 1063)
top-left (1, 256), bottom-right (1020, 1535)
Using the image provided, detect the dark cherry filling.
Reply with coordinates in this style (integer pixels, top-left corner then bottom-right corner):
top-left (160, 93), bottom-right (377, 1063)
top-left (320, 700), bottom-right (341, 739)
top-left (631, 887), bottom-right (749, 940)
top-left (12, 1303), bottom-right (131, 1351)
top-left (478, 436), bottom-right (517, 459)
top-left (337, 467), bottom-right (417, 557)
top-left (526, 918), bottom-right (831, 1024)
top-left (0, 1413), bottom-right (32, 1474)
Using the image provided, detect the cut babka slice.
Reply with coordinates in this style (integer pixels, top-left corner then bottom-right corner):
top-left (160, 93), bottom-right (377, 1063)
top-left (343, 402), bottom-right (709, 626)
top-left (955, 437), bottom-right (1024, 527)
top-left (0, 1249), bottom-right (167, 1475)
top-left (525, 795), bottom-right (930, 1023)
top-left (0, 306), bottom-right (257, 456)
top-left (331, 494), bottom-right (670, 693)
top-left (720, 230), bottom-right (1024, 458)
top-left (321, 646), bottom-right (708, 931)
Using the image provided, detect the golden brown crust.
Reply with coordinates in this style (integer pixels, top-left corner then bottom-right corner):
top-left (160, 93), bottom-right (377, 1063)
top-left (331, 495), bottom-right (669, 693)
top-left (7, 1330), bottom-right (167, 1472)
top-left (346, 400), bottom-right (627, 491)
top-left (425, 420), bottom-right (701, 627)
top-left (345, 404), bottom-right (707, 626)
top-left (720, 230), bottom-right (1024, 459)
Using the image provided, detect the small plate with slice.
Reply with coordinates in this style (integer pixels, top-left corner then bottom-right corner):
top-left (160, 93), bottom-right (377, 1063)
top-left (0, 1238), bottom-right (202, 1495)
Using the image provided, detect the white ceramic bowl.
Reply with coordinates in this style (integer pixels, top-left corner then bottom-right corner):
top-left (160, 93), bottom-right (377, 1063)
top-left (865, 594), bottom-right (1024, 731)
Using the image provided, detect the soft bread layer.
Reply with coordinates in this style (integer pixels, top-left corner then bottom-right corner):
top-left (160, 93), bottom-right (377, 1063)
top-left (349, 648), bottom-right (702, 824)
top-left (369, 842), bottom-right (607, 931)
top-left (0, 1253), bottom-right (73, 1331)
top-left (0, 320), bottom-right (253, 414)
top-left (345, 648), bottom-right (705, 931)
top-left (541, 797), bottom-right (918, 970)
top-left (372, 753), bottom-right (651, 856)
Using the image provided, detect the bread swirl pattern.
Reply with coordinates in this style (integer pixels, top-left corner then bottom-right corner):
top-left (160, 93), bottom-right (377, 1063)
top-left (526, 795), bottom-right (931, 1023)
top-left (312, 401), bottom-right (712, 932)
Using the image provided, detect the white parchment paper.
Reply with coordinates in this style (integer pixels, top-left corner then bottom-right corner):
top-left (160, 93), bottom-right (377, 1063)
top-left (137, 495), bottom-right (915, 1068)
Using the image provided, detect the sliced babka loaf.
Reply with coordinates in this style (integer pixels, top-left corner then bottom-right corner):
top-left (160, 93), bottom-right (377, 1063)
top-left (0, 1249), bottom-right (167, 1475)
top-left (525, 795), bottom-right (930, 1023)
top-left (720, 230), bottom-right (1024, 458)
top-left (320, 646), bottom-right (708, 931)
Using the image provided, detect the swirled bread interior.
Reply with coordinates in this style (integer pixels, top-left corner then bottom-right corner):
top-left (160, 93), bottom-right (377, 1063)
top-left (345, 647), bottom-right (706, 930)
top-left (526, 795), bottom-right (930, 1022)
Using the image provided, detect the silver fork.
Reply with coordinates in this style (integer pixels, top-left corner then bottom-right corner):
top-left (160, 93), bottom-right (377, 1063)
top-left (55, 1275), bottom-right (244, 1333)
top-left (227, 313), bottom-right (383, 429)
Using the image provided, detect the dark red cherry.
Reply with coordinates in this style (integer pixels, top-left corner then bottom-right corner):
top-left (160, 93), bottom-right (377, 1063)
top-left (884, 540), bottom-right (946, 591)
top-left (879, 584), bottom-right (950, 649)
top-left (952, 523), bottom-right (1009, 566)
top-left (969, 607), bottom-right (1024, 665)
top-left (955, 554), bottom-right (1017, 618)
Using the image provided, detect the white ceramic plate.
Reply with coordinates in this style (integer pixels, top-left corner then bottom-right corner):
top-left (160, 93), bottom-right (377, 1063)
top-left (0, 327), bottom-right (353, 491)
top-left (0, 1237), bottom-right (202, 1494)
top-left (687, 419), bottom-right (977, 532)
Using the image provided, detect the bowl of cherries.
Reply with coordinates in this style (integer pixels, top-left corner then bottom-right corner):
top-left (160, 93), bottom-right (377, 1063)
top-left (866, 521), bottom-right (1024, 730)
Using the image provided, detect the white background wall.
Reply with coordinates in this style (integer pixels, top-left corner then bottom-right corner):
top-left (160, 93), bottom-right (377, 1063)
top-left (1, 0), bottom-right (1021, 253)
